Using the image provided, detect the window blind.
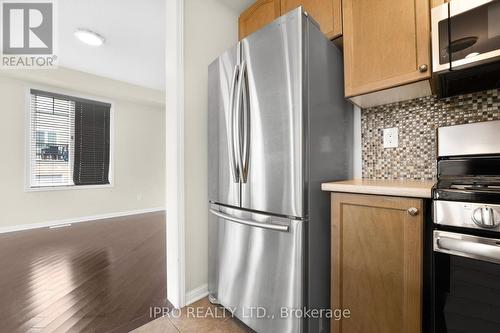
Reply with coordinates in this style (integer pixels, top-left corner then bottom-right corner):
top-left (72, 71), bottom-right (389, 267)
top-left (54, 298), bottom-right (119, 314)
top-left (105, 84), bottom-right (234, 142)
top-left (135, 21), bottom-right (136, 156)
top-left (73, 101), bottom-right (111, 185)
top-left (29, 89), bottom-right (111, 188)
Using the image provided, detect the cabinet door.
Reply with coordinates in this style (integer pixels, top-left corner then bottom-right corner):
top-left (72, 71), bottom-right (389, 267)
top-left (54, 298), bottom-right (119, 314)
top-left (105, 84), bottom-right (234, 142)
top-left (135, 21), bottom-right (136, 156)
top-left (431, 0), bottom-right (447, 8)
top-left (239, 0), bottom-right (281, 40)
top-left (331, 193), bottom-right (423, 333)
top-left (281, 0), bottom-right (342, 39)
top-left (343, 0), bottom-right (431, 97)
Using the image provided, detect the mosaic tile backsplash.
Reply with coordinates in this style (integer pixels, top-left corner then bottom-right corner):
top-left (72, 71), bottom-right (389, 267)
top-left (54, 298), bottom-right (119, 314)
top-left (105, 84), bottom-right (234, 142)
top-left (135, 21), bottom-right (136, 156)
top-left (361, 89), bottom-right (500, 180)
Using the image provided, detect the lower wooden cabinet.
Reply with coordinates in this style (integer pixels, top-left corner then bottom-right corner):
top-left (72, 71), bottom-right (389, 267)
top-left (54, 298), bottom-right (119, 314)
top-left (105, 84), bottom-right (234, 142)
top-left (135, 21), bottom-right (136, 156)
top-left (331, 193), bottom-right (423, 333)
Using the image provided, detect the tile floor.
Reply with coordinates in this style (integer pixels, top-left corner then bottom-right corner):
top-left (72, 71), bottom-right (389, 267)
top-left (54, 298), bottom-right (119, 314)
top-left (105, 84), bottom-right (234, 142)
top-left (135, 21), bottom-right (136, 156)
top-left (132, 298), bottom-right (253, 333)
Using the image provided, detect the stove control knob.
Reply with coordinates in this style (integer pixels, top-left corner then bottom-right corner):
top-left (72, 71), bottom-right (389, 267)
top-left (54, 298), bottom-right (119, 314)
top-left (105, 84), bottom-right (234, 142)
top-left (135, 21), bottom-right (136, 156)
top-left (472, 207), bottom-right (499, 228)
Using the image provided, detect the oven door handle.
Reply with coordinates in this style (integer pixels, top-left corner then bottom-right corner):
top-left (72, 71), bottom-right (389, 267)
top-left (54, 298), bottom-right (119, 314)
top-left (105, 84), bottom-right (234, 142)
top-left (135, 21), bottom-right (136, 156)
top-left (435, 232), bottom-right (500, 265)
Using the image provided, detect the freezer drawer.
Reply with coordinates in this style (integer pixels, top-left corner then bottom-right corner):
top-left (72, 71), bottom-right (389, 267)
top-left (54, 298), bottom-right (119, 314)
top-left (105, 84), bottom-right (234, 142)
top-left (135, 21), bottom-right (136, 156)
top-left (208, 204), bottom-right (305, 333)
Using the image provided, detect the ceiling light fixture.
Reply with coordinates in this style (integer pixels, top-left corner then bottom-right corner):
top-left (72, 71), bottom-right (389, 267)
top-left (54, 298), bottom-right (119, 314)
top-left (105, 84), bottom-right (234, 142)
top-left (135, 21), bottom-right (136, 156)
top-left (74, 29), bottom-right (105, 46)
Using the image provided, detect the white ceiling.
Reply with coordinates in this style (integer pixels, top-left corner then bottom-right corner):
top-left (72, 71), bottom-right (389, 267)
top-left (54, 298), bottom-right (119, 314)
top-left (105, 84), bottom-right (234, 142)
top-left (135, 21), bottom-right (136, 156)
top-left (58, 0), bottom-right (165, 91)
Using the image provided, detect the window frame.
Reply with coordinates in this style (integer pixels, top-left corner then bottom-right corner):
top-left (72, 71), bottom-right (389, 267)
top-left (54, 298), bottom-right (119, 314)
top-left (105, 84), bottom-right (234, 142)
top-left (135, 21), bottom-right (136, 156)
top-left (25, 85), bottom-right (115, 192)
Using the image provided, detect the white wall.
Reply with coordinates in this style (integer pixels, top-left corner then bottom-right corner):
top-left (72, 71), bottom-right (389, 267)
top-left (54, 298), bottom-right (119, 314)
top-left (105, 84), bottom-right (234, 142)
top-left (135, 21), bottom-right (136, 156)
top-left (183, 0), bottom-right (239, 293)
top-left (0, 69), bottom-right (165, 230)
top-left (353, 105), bottom-right (362, 178)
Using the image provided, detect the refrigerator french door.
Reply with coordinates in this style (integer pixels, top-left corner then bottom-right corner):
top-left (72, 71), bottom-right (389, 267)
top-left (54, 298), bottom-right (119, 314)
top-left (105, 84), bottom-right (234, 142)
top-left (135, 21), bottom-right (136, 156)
top-left (208, 7), bottom-right (352, 333)
top-left (238, 13), bottom-right (305, 218)
top-left (207, 45), bottom-right (240, 208)
top-left (208, 6), bottom-right (304, 219)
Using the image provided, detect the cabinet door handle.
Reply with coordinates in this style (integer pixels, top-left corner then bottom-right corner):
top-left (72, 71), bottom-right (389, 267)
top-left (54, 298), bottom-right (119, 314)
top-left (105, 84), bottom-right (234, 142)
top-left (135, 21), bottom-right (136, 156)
top-left (418, 64), bottom-right (428, 73)
top-left (408, 207), bottom-right (419, 216)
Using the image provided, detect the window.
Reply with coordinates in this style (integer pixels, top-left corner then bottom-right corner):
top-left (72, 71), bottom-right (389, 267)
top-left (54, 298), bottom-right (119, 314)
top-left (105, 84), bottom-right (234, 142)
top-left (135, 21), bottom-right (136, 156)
top-left (29, 89), bottom-right (111, 189)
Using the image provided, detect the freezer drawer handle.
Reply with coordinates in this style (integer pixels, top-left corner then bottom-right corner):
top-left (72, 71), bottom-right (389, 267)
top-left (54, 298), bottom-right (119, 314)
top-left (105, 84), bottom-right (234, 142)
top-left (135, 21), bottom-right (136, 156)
top-left (209, 209), bottom-right (289, 232)
top-left (436, 236), bottom-right (500, 263)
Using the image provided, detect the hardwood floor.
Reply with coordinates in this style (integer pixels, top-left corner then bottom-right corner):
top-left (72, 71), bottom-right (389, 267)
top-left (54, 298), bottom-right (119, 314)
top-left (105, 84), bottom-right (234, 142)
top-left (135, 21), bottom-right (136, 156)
top-left (0, 212), bottom-right (168, 333)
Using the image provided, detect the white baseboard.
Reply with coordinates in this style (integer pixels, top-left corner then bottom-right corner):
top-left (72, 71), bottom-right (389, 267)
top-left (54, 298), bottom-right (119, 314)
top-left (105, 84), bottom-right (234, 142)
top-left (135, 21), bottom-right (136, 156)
top-left (0, 207), bottom-right (166, 234)
top-left (185, 284), bottom-right (208, 306)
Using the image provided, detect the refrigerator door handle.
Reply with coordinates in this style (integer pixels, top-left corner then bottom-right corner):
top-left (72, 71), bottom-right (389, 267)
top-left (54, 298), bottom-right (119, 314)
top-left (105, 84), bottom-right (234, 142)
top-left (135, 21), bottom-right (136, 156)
top-left (235, 61), bottom-right (250, 183)
top-left (209, 208), bottom-right (289, 232)
top-left (241, 61), bottom-right (250, 184)
top-left (228, 64), bottom-right (240, 183)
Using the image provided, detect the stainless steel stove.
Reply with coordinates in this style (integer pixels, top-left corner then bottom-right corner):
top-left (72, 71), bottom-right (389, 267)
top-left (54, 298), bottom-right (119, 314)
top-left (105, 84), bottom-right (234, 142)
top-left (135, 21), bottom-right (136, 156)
top-left (432, 120), bottom-right (500, 333)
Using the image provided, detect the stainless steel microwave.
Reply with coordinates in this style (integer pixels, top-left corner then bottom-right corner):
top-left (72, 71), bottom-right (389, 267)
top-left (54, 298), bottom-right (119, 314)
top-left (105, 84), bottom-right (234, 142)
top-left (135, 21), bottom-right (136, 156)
top-left (432, 0), bottom-right (500, 73)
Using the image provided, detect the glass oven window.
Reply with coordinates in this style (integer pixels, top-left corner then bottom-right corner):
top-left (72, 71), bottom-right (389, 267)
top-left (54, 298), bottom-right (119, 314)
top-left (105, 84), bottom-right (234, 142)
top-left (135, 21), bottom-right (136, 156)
top-left (434, 252), bottom-right (500, 333)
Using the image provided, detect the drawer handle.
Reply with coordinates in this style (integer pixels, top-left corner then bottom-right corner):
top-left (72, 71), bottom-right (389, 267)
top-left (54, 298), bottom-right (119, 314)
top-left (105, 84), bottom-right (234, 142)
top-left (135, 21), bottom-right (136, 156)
top-left (209, 209), bottom-right (289, 232)
top-left (418, 64), bottom-right (428, 73)
top-left (407, 207), bottom-right (419, 216)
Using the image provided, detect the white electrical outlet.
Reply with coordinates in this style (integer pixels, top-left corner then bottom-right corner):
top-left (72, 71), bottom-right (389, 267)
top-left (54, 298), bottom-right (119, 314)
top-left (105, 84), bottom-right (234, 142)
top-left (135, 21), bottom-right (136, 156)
top-left (383, 127), bottom-right (399, 148)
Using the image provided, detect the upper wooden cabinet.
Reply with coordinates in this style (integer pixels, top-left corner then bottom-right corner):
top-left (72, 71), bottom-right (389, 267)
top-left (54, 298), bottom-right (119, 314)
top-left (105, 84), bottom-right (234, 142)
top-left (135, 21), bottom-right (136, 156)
top-left (431, 0), bottom-right (447, 8)
top-left (239, 0), bottom-right (342, 40)
top-left (331, 193), bottom-right (423, 333)
top-left (239, 0), bottom-right (281, 40)
top-left (342, 0), bottom-right (431, 97)
top-left (281, 0), bottom-right (342, 39)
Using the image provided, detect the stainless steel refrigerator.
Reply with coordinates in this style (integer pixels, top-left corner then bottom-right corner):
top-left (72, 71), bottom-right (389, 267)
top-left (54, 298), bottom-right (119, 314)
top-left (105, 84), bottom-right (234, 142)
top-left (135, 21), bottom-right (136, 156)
top-left (207, 7), bottom-right (352, 333)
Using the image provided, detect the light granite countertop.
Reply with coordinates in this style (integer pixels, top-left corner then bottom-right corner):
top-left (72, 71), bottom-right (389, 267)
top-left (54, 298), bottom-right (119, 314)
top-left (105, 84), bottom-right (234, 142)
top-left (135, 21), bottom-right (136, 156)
top-left (321, 179), bottom-right (435, 198)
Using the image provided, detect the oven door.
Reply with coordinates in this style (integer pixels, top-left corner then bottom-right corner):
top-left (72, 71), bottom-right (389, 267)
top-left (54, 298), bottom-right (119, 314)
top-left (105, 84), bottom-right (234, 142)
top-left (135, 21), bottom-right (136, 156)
top-left (433, 230), bottom-right (500, 333)
top-left (432, 0), bottom-right (500, 73)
